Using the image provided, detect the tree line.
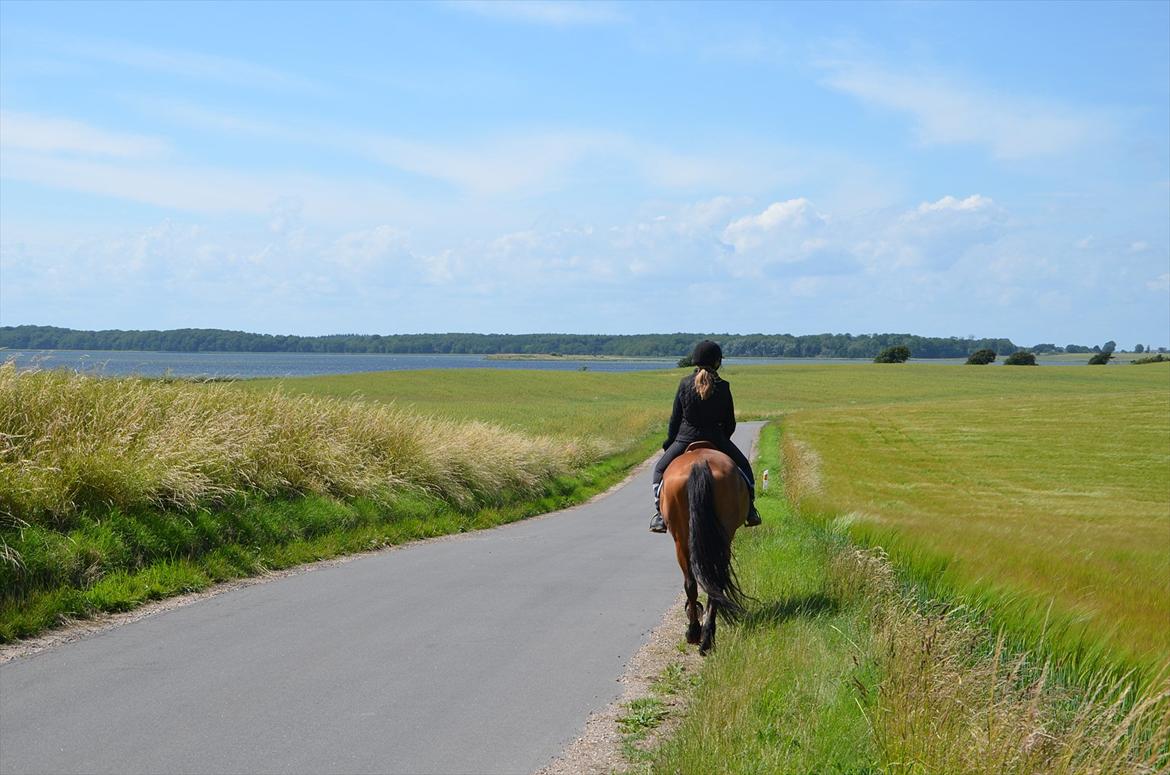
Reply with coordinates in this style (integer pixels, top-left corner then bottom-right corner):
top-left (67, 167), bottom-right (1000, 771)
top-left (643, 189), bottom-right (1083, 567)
top-left (0, 325), bottom-right (1038, 359)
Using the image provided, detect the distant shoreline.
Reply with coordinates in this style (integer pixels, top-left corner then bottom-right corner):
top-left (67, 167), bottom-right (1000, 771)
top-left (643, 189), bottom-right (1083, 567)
top-left (484, 353), bottom-right (673, 362)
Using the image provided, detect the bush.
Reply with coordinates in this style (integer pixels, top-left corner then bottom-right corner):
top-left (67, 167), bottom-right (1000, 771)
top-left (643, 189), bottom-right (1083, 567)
top-left (874, 346), bottom-right (911, 364)
top-left (677, 356), bottom-right (694, 368)
top-left (1004, 352), bottom-right (1037, 366)
top-left (1088, 352), bottom-right (1114, 365)
top-left (965, 349), bottom-right (997, 365)
top-left (1132, 354), bottom-right (1168, 364)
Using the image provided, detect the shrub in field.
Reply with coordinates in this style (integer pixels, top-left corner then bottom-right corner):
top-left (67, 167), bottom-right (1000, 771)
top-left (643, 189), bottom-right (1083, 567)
top-left (1088, 352), bottom-right (1114, 365)
top-left (966, 349), bottom-right (997, 365)
top-left (874, 346), bottom-right (910, 363)
top-left (0, 362), bottom-right (588, 527)
top-left (1004, 351), bottom-right (1037, 366)
top-left (1133, 353), bottom-right (1168, 364)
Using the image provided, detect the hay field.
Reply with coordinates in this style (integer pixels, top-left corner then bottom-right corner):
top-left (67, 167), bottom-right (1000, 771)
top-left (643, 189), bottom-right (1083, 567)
top-left (772, 364), bottom-right (1170, 677)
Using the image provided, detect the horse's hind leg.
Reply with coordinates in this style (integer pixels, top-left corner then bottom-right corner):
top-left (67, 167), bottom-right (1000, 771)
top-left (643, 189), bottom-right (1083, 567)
top-left (684, 574), bottom-right (701, 645)
top-left (699, 600), bottom-right (718, 655)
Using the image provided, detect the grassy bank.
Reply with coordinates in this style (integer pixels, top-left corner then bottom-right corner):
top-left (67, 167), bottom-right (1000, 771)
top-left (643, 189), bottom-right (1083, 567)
top-left (0, 363), bottom-right (656, 640)
top-left (644, 424), bottom-right (1169, 774)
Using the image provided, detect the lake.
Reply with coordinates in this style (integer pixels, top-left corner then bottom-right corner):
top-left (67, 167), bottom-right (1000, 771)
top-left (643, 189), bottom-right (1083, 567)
top-left (1, 350), bottom-right (1099, 378)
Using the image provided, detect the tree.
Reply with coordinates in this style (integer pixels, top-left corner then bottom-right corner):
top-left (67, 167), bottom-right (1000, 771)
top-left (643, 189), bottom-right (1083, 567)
top-left (966, 349), bottom-right (997, 365)
top-left (874, 346), bottom-right (911, 363)
top-left (1135, 344), bottom-right (1145, 353)
top-left (1004, 351), bottom-right (1037, 366)
top-left (1088, 352), bottom-right (1113, 365)
top-left (1102, 340), bottom-right (1117, 354)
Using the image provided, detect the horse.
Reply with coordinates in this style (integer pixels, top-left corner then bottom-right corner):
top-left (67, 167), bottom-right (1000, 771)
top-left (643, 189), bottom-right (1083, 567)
top-left (659, 441), bottom-right (749, 655)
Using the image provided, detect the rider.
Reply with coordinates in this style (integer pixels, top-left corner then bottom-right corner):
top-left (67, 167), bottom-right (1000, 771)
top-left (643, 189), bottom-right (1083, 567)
top-left (649, 339), bottom-right (762, 533)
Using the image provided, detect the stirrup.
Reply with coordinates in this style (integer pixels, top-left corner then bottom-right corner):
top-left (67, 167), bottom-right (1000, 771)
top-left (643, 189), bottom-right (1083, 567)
top-left (745, 504), bottom-right (762, 527)
top-left (649, 512), bottom-right (667, 533)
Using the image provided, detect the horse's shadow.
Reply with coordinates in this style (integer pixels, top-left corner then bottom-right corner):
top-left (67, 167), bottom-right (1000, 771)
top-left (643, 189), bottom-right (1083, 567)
top-left (740, 592), bottom-right (838, 629)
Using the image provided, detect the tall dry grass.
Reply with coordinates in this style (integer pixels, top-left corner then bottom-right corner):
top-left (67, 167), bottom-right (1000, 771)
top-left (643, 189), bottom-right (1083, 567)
top-left (0, 362), bottom-right (590, 528)
top-left (831, 547), bottom-right (1170, 775)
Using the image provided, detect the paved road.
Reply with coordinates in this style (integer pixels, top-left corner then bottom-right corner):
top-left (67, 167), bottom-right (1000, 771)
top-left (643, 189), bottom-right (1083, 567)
top-left (0, 423), bottom-right (762, 775)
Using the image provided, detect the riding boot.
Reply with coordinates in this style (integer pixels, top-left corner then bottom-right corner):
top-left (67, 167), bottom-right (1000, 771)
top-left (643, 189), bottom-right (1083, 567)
top-left (649, 482), bottom-right (666, 533)
top-left (745, 484), bottom-right (762, 527)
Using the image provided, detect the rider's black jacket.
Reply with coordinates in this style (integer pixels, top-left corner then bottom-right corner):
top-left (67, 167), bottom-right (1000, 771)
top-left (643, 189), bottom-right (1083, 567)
top-left (663, 371), bottom-right (736, 449)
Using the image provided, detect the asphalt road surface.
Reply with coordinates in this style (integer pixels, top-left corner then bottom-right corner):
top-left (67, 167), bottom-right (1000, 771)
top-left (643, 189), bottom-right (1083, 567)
top-left (0, 423), bottom-right (763, 775)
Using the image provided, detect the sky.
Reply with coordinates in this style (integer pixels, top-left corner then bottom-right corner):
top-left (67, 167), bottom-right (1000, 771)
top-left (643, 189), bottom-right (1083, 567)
top-left (1, 0), bottom-right (1167, 347)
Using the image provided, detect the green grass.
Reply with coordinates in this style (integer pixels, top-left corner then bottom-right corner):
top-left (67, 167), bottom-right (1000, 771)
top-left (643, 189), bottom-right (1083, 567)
top-left (255, 359), bottom-right (1168, 434)
top-left (645, 423), bottom-right (1169, 774)
top-left (241, 367), bottom-right (675, 448)
top-left (779, 376), bottom-right (1170, 681)
top-left (646, 423), bottom-right (876, 774)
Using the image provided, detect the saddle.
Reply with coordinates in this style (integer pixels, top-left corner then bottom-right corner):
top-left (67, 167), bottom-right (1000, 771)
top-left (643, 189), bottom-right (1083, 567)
top-left (685, 441), bottom-right (718, 453)
top-left (683, 441), bottom-right (752, 488)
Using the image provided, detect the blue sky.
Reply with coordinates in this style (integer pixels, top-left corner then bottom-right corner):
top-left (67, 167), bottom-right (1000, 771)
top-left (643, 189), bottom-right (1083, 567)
top-left (1, 0), bottom-right (1167, 346)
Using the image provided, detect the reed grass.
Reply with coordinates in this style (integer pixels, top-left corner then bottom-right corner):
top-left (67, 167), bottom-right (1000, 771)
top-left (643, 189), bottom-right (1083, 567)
top-left (0, 361), bottom-right (589, 528)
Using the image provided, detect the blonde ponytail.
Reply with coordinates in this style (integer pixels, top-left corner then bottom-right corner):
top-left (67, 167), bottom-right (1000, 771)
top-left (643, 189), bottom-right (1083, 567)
top-left (694, 368), bottom-right (714, 400)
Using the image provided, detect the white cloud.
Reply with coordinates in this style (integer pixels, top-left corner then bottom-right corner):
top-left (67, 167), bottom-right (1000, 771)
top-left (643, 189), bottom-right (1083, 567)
top-left (858, 194), bottom-right (1005, 271)
top-left (721, 198), bottom-right (828, 258)
top-left (818, 58), bottom-right (1112, 159)
top-left (911, 194), bottom-right (995, 216)
top-left (1147, 273), bottom-right (1170, 292)
top-left (447, 1), bottom-right (626, 26)
top-left (358, 130), bottom-right (621, 195)
top-left (1130, 241), bottom-right (1149, 253)
top-left (59, 35), bottom-right (319, 92)
top-left (0, 111), bottom-right (169, 158)
top-left (327, 225), bottom-right (412, 271)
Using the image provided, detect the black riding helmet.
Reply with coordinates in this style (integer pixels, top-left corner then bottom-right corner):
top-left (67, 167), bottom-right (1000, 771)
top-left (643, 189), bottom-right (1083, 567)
top-left (691, 340), bottom-right (722, 370)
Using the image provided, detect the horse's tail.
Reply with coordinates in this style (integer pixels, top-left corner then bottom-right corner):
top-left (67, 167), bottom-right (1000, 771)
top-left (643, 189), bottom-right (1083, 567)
top-left (687, 460), bottom-right (745, 622)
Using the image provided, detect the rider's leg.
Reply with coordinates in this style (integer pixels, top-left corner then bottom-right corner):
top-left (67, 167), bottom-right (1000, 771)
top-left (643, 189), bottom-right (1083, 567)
top-left (650, 441), bottom-right (688, 533)
top-left (717, 438), bottom-right (761, 526)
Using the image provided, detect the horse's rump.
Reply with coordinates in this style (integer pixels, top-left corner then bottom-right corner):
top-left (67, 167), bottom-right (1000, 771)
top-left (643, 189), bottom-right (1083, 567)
top-left (661, 447), bottom-right (749, 653)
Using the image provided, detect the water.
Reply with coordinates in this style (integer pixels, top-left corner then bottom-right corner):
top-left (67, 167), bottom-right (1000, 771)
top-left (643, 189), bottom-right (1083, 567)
top-left (1, 349), bottom-right (700, 378)
top-left (1, 350), bottom-right (1098, 378)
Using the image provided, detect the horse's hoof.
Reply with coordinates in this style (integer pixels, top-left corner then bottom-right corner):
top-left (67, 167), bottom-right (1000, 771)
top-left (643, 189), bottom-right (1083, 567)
top-left (686, 628), bottom-right (701, 645)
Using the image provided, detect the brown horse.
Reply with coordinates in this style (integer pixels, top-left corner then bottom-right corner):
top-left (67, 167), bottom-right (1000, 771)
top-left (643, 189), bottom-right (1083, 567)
top-left (660, 441), bottom-right (749, 655)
